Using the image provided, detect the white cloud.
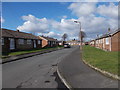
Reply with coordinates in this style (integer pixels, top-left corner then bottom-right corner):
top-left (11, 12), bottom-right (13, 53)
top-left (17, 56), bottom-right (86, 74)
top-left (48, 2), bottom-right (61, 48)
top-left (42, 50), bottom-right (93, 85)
top-left (17, 14), bottom-right (49, 33)
top-left (51, 18), bottom-right (80, 39)
top-left (68, 3), bottom-right (96, 17)
top-left (68, 2), bottom-right (118, 40)
top-left (43, 32), bottom-right (62, 39)
top-left (17, 3), bottom-right (118, 41)
top-left (97, 3), bottom-right (118, 19)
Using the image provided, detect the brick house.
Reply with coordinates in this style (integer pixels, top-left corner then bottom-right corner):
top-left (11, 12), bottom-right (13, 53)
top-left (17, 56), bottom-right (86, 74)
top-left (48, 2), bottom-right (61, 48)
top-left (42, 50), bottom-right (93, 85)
top-left (100, 34), bottom-right (111, 51)
top-left (96, 38), bottom-right (104, 49)
top-left (39, 36), bottom-right (58, 48)
top-left (110, 29), bottom-right (120, 51)
top-left (97, 29), bottom-right (120, 51)
top-left (103, 29), bottom-right (120, 51)
top-left (89, 40), bottom-right (95, 47)
top-left (95, 39), bottom-right (99, 48)
top-left (1, 28), bottom-right (42, 54)
top-left (90, 28), bottom-right (120, 51)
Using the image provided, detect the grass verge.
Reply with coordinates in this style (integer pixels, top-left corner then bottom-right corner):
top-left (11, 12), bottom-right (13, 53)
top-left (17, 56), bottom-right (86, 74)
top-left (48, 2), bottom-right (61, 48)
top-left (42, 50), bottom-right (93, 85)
top-left (2, 46), bottom-right (63, 58)
top-left (83, 45), bottom-right (119, 75)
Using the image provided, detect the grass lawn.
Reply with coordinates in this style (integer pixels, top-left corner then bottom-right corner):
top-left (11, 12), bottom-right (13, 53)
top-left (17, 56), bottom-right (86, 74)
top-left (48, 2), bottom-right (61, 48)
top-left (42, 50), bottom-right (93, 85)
top-left (83, 45), bottom-right (119, 75)
top-left (2, 46), bottom-right (63, 58)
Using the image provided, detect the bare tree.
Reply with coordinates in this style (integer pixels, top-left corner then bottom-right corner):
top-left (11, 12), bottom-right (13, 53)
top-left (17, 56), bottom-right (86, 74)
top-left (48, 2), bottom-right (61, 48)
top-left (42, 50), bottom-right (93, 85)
top-left (62, 33), bottom-right (68, 41)
top-left (79, 31), bottom-right (86, 43)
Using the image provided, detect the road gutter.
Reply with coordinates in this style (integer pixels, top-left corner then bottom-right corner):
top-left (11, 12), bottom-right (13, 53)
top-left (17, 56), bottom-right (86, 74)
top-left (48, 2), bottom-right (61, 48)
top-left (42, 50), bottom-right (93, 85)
top-left (57, 67), bottom-right (73, 90)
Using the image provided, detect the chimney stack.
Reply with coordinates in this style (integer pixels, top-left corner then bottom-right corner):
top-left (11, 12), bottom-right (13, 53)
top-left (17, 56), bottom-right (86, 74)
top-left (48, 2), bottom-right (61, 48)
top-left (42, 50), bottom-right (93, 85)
top-left (108, 28), bottom-right (111, 33)
top-left (16, 29), bottom-right (20, 32)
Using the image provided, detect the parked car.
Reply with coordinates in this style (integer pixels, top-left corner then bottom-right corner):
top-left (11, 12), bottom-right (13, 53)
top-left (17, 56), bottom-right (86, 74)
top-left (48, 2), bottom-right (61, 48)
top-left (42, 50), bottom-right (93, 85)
top-left (64, 44), bottom-right (71, 48)
top-left (85, 42), bottom-right (89, 45)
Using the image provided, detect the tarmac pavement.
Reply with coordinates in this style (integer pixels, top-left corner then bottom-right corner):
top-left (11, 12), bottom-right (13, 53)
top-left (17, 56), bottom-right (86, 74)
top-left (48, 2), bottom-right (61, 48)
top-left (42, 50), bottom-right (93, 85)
top-left (58, 46), bottom-right (118, 88)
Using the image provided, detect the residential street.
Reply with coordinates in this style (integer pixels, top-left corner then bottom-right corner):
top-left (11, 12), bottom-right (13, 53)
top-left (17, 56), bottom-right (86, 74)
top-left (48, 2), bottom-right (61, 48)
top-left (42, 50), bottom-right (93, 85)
top-left (2, 46), bottom-right (76, 88)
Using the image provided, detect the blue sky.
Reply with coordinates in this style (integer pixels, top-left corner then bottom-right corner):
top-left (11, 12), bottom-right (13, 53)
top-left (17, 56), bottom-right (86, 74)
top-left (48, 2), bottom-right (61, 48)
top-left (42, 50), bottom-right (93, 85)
top-left (2, 2), bottom-right (76, 29)
top-left (2, 2), bottom-right (118, 40)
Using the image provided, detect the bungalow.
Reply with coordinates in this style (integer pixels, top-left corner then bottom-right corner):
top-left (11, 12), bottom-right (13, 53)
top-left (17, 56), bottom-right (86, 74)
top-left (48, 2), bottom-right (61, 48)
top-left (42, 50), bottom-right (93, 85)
top-left (102, 28), bottom-right (120, 51)
top-left (97, 37), bottom-right (104, 49)
top-left (89, 40), bottom-right (95, 47)
top-left (95, 39), bottom-right (99, 48)
top-left (91, 28), bottom-right (120, 51)
top-left (100, 34), bottom-right (111, 51)
top-left (110, 29), bottom-right (120, 51)
top-left (1, 28), bottom-right (42, 54)
top-left (39, 36), bottom-right (58, 48)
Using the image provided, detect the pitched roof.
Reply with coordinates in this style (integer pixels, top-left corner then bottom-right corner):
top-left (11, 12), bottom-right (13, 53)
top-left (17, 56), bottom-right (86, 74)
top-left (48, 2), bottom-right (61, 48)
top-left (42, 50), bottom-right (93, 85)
top-left (110, 28), bottom-right (120, 36)
top-left (40, 36), bottom-right (58, 41)
top-left (95, 28), bottom-right (120, 40)
top-left (1, 28), bottom-right (41, 40)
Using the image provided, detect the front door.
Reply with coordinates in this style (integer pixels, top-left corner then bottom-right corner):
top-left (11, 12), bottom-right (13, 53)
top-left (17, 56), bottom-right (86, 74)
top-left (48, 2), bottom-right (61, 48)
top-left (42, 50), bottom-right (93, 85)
top-left (33, 40), bottom-right (36, 48)
top-left (10, 38), bottom-right (15, 50)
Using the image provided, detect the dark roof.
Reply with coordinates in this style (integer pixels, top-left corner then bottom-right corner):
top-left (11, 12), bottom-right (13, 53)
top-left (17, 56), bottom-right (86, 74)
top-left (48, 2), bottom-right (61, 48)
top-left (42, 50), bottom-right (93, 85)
top-left (110, 28), bottom-right (120, 36)
top-left (1, 28), bottom-right (41, 40)
top-left (41, 36), bottom-right (58, 41)
top-left (95, 28), bottom-right (120, 40)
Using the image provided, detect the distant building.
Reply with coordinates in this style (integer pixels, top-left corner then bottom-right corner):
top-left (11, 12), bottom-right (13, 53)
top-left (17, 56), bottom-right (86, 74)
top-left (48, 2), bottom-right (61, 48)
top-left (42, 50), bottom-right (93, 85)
top-left (66, 40), bottom-right (80, 45)
top-left (89, 40), bottom-right (95, 47)
top-left (39, 36), bottom-right (58, 48)
top-left (58, 41), bottom-right (63, 46)
top-left (1, 28), bottom-right (42, 54)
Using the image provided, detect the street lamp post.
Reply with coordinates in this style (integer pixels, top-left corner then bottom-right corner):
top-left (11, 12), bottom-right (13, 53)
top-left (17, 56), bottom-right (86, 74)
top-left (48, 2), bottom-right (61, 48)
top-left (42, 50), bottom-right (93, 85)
top-left (74, 21), bottom-right (82, 49)
top-left (74, 21), bottom-right (82, 59)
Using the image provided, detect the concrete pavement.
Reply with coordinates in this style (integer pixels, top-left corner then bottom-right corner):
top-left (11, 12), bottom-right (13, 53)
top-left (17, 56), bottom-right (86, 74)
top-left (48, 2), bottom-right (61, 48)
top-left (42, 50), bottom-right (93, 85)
top-left (58, 46), bottom-right (118, 88)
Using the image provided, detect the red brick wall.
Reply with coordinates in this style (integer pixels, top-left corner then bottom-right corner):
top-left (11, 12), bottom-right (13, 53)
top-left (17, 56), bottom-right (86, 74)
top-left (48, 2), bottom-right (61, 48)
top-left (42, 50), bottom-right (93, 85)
top-left (36, 40), bottom-right (42, 48)
top-left (104, 37), bottom-right (110, 51)
top-left (2, 37), bottom-right (10, 54)
top-left (16, 39), bottom-right (34, 50)
top-left (111, 32), bottom-right (120, 51)
top-left (42, 39), bottom-right (48, 48)
top-left (103, 38), bottom-right (106, 50)
top-left (16, 39), bottom-right (42, 50)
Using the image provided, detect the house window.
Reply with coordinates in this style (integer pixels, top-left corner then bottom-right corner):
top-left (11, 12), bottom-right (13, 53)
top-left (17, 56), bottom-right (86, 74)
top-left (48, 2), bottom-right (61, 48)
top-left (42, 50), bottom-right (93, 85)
top-left (96, 40), bottom-right (98, 44)
top-left (100, 39), bottom-right (102, 43)
top-left (2, 38), bottom-right (4, 45)
top-left (18, 39), bottom-right (24, 44)
top-left (27, 40), bottom-right (32, 44)
top-left (100, 39), bottom-right (101, 44)
top-left (48, 41), bottom-right (50, 45)
top-left (106, 38), bottom-right (109, 45)
top-left (38, 40), bottom-right (41, 44)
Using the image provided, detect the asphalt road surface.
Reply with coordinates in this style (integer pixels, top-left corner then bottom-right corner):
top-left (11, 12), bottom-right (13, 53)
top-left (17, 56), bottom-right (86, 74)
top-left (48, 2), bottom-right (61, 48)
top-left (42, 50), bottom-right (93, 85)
top-left (3, 46), bottom-right (76, 89)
